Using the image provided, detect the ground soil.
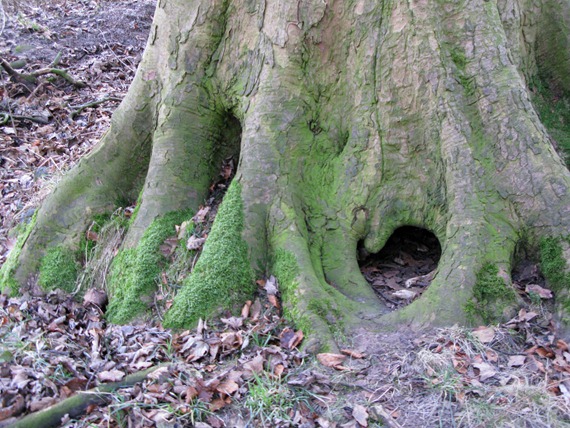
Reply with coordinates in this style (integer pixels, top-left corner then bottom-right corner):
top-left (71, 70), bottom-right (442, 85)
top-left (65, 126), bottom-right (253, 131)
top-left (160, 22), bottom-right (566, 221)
top-left (1, 2), bottom-right (569, 427)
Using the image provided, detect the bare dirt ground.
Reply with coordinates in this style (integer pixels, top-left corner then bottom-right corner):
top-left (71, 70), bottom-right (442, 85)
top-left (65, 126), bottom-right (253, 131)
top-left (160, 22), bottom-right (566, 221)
top-left (1, 1), bottom-right (570, 427)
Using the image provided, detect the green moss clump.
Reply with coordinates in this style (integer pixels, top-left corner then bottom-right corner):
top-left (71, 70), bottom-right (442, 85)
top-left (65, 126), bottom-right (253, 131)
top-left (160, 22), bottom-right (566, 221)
top-left (531, 80), bottom-right (570, 166)
top-left (163, 183), bottom-right (254, 329)
top-left (540, 237), bottom-right (570, 291)
top-left (106, 209), bottom-right (192, 324)
top-left (464, 264), bottom-right (516, 324)
top-left (0, 213), bottom-right (37, 295)
top-left (540, 237), bottom-right (570, 317)
top-left (38, 246), bottom-right (79, 292)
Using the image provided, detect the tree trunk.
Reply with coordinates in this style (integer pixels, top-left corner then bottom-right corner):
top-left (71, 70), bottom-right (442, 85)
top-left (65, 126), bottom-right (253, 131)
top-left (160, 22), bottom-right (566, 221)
top-left (2, 0), bottom-right (570, 350)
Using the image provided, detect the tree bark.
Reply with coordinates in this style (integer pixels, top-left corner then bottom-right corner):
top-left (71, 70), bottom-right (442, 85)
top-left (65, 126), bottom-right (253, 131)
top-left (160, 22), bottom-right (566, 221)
top-left (2, 0), bottom-right (570, 350)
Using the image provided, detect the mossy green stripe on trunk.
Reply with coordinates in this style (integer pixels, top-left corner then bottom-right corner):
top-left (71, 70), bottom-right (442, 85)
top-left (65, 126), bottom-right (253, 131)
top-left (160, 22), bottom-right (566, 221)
top-left (163, 182), bottom-right (254, 329)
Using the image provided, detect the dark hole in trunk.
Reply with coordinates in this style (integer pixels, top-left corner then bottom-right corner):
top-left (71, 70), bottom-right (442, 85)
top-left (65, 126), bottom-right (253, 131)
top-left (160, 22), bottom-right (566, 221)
top-left (358, 226), bottom-right (442, 310)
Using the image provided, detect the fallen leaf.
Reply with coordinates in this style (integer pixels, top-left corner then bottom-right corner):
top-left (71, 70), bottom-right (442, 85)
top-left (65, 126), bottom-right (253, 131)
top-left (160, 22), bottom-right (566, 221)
top-left (268, 294), bottom-right (280, 308)
top-left (192, 206), bottom-right (210, 224)
top-left (352, 404), bottom-right (368, 427)
top-left (317, 353), bottom-right (347, 368)
top-left (243, 355), bottom-right (265, 378)
top-left (187, 235), bottom-right (206, 250)
top-left (221, 316), bottom-right (243, 329)
top-left (472, 326), bottom-right (495, 343)
top-left (280, 328), bottom-right (304, 349)
top-left (83, 289), bottom-right (108, 307)
top-left (216, 379), bottom-right (240, 396)
top-left (264, 276), bottom-right (279, 295)
top-left (250, 299), bottom-right (262, 320)
top-left (508, 355), bottom-right (526, 367)
top-left (392, 289), bottom-right (417, 300)
top-left (97, 369), bottom-right (125, 382)
top-left (341, 349), bottom-right (366, 359)
top-left (241, 301), bottom-right (252, 318)
top-left (472, 362), bottom-right (496, 381)
top-left (525, 284), bottom-right (553, 299)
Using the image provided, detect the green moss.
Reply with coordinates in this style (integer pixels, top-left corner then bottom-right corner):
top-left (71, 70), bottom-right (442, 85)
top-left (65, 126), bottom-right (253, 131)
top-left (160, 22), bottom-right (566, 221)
top-left (106, 209), bottom-right (192, 324)
top-left (540, 237), bottom-right (570, 319)
top-left (163, 183), bottom-right (254, 329)
top-left (271, 249), bottom-right (312, 334)
top-left (540, 237), bottom-right (569, 291)
top-left (531, 80), bottom-right (570, 166)
top-left (38, 246), bottom-right (79, 292)
top-left (464, 264), bottom-right (516, 324)
top-left (0, 213), bottom-right (37, 295)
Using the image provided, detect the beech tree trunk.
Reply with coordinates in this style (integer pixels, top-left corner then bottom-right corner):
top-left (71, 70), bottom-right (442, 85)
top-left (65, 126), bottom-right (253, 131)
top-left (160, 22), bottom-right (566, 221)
top-left (2, 0), bottom-right (570, 350)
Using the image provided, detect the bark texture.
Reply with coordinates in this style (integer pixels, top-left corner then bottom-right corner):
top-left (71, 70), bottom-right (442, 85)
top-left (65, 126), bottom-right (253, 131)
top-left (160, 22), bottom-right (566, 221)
top-left (2, 0), bottom-right (570, 349)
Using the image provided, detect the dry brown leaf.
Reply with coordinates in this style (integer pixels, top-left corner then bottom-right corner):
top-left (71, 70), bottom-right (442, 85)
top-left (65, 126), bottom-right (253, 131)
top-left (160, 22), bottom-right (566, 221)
top-left (147, 366), bottom-right (170, 381)
top-left (187, 340), bottom-right (210, 362)
top-left (83, 289), bottom-right (107, 307)
top-left (341, 349), bottom-right (366, 359)
top-left (525, 284), bottom-right (553, 299)
top-left (243, 354), bottom-right (265, 378)
top-left (472, 326), bottom-right (495, 343)
top-left (472, 362), bottom-right (496, 381)
top-left (280, 328), bottom-right (304, 349)
top-left (192, 206), bottom-right (210, 224)
top-left (241, 300), bottom-right (252, 318)
top-left (187, 235), bottom-right (206, 250)
top-left (317, 353), bottom-right (347, 368)
top-left (268, 294), bottom-right (280, 308)
top-left (185, 386), bottom-right (199, 403)
top-left (216, 379), bottom-right (240, 396)
top-left (250, 299), bottom-right (262, 320)
top-left (508, 355), bottom-right (526, 367)
top-left (352, 404), bottom-right (369, 427)
top-left (97, 369), bottom-right (125, 382)
top-left (0, 395), bottom-right (25, 421)
top-left (221, 316), bottom-right (243, 329)
top-left (209, 397), bottom-right (230, 412)
top-left (264, 276), bottom-right (278, 295)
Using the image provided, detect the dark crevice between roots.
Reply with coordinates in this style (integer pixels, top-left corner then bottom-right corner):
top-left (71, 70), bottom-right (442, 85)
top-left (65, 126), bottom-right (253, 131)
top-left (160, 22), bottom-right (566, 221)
top-left (511, 256), bottom-right (554, 308)
top-left (358, 226), bottom-right (442, 311)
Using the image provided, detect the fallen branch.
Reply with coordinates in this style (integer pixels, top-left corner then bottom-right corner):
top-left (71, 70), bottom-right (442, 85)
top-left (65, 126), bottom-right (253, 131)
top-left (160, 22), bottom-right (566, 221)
top-left (0, 364), bottom-right (169, 428)
top-left (69, 96), bottom-right (122, 119)
top-left (0, 112), bottom-right (50, 125)
top-left (0, 56), bottom-right (86, 89)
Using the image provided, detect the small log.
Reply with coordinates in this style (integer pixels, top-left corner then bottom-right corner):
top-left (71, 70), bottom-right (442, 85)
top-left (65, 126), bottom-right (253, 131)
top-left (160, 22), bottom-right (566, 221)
top-left (1, 364), bottom-right (168, 428)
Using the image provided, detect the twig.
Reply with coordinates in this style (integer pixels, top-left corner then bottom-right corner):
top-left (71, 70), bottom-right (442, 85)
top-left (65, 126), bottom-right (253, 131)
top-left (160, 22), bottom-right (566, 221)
top-left (0, 112), bottom-right (50, 124)
top-left (30, 67), bottom-right (86, 87)
top-left (0, 56), bottom-right (86, 88)
top-left (69, 96), bottom-right (122, 119)
top-left (0, 364), bottom-right (169, 428)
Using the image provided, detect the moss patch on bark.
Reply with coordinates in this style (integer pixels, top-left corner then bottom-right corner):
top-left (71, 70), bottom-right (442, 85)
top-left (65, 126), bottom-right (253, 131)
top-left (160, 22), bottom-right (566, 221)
top-left (272, 249), bottom-right (311, 334)
top-left (540, 237), bottom-right (570, 322)
top-left (464, 264), bottom-right (516, 324)
top-left (531, 80), bottom-right (570, 166)
top-left (106, 209), bottom-right (192, 324)
top-left (0, 213), bottom-right (37, 295)
top-left (38, 246), bottom-right (79, 292)
top-left (163, 182), bottom-right (254, 329)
